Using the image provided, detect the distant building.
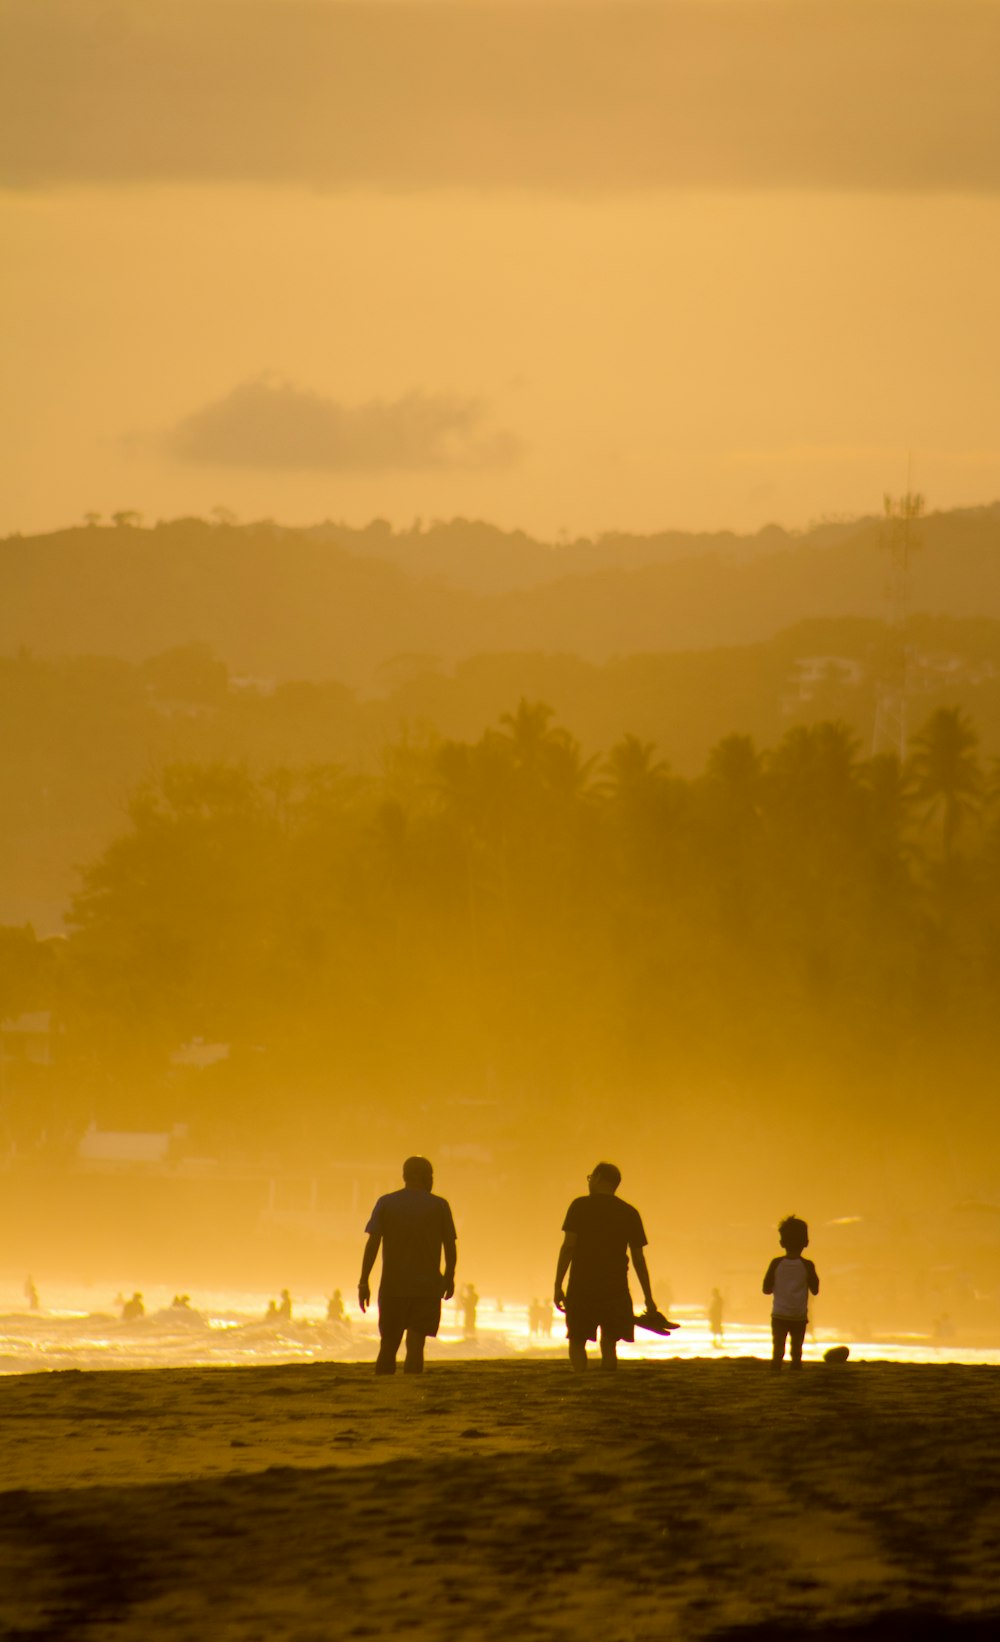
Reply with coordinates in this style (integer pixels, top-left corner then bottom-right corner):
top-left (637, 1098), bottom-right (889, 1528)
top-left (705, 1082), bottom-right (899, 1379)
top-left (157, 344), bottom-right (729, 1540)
top-left (911, 652), bottom-right (997, 690)
top-left (0, 1011), bottom-right (58, 1068)
top-left (782, 655), bottom-right (864, 713)
top-left (169, 1038), bottom-right (230, 1070)
top-left (77, 1123), bottom-right (180, 1166)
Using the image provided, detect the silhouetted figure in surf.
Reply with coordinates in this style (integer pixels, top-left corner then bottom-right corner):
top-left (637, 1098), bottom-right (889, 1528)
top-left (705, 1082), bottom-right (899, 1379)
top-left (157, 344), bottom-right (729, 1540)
top-left (460, 1282), bottom-right (479, 1338)
top-left (763, 1215), bottom-right (819, 1370)
top-left (277, 1288), bottom-right (292, 1321)
top-left (121, 1292), bottom-right (145, 1321)
top-left (554, 1162), bottom-right (657, 1372)
top-left (24, 1275), bottom-right (39, 1311)
top-left (327, 1288), bottom-right (347, 1324)
top-left (708, 1287), bottom-right (724, 1346)
top-left (171, 1293), bottom-right (192, 1309)
top-left (540, 1298), bottom-right (554, 1338)
top-left (359, 1155), bottom-right (457, 1376)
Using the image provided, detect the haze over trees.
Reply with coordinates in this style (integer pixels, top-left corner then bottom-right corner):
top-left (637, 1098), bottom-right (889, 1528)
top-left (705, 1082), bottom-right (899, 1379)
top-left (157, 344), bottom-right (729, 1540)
top-left (5, 700), bottom-right (1000, 1212)
top-left (4, 506), bottom-right (1000, 687)
top-left (3, 509), bottom-right (1000, 1298)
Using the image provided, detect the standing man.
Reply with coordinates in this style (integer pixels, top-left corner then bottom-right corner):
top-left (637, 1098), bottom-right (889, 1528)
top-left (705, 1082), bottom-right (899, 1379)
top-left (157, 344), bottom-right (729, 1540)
top-left (554, 1161), bottom-right (657, 1372)
top-left (359, 1155), bottom-right (457, 1375)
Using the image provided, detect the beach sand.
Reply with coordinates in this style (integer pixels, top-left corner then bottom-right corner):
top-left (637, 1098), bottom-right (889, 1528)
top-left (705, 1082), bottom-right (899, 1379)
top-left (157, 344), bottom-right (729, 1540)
top-left (2, 1358), bottom-right (1000, 1639)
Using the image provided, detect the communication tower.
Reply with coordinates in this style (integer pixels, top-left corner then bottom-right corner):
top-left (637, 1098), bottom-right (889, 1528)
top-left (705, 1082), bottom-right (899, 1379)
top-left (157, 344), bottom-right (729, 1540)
top-left (871, 490), bottom-right (924, 760)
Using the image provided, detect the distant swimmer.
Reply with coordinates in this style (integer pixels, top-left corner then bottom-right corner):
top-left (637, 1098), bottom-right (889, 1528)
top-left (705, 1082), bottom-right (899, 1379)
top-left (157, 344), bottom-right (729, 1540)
top-left (171, 1294), bottom-right (192, 1309)
top-left (708, 1287), bottom-right (724, 1346)
top-left (554, 1162), bottom-right (661, 1372)
top-left (359, 1155), bottom-right (457, 1376)
top-left (540, 1298), bottom-right (554, 1339)
top-left (278, 1288), bottom-right (292, 1321)
top-left (327, 1288), bottom-right (347, 1323)
top-left (528, 1297), bottom-right (541, 1336)
top-left (762, 1215), bottom-right (820, 1370)
top-left (24, 1275), bottom-right (39, 1311)
top-left (460, 1282), bottom-right (479, 1338)
top-left (121, 1292), bottom-right (145, 1321)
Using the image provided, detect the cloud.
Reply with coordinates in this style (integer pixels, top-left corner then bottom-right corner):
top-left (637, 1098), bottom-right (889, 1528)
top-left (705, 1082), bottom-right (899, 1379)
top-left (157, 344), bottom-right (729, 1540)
top-left (161, 377), bottom-right (521, 472)
top-left (2, 2), bottom-right (999, 194)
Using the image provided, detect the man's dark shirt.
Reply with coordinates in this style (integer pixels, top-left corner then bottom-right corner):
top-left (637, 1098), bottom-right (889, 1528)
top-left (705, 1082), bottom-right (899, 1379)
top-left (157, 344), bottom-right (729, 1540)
top-left (563, 1194), bottom-right (647, 1300)
top-left (366, 1189), bottom-right (457, 1298)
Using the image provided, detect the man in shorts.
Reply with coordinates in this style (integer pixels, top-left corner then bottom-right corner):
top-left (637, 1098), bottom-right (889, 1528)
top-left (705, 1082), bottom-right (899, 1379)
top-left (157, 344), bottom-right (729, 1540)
top-left (359, 1155), bottom-right (457, 1375)
top-left (554, 1161), bottom-right (657, 1371)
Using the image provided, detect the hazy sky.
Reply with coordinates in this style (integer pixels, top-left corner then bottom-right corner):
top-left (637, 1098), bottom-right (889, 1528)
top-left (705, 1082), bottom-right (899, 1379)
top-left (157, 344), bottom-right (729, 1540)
top-left (3, 0), bottom-right (1000, 537)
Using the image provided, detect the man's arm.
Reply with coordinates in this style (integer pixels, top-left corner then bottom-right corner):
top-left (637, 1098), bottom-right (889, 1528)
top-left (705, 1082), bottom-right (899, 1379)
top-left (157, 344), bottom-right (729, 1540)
top-left (630, 1242), bottom-right (655, 1311)
top-left (358, 1231), bottom-right (381, 1312)
top-left (441, 1233), bottom-right (457, 1301)
top-left (554, 1231), bottom-right (576, 1311)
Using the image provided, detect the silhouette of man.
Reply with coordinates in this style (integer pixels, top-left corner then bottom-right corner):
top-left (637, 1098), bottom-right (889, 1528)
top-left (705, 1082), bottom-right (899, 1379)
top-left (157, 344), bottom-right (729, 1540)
top-left (708, 1287), bottom-right (724, 1346)
top-left (359, 1155), bottom-right (457, 1375)
top-left (460, 1282), bottom-right (479, 1338)
top-left (554, 1161), bottom-right (656, 1371)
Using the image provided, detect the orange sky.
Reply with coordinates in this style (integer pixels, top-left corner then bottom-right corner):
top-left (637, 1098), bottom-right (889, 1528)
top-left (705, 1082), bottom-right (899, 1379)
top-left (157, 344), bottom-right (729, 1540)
top-left (3, 1), bottom-right (999, 537)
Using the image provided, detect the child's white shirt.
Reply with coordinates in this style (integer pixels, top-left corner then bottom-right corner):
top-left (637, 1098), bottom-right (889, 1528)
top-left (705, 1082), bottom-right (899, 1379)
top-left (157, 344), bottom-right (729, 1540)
top-left (771, 1256), bottom-right (811, 1319)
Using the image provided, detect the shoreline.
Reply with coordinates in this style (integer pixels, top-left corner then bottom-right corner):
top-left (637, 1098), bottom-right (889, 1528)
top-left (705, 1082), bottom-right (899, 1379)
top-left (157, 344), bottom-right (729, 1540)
top-left (3, 1357), bottom-right (1000, 1638)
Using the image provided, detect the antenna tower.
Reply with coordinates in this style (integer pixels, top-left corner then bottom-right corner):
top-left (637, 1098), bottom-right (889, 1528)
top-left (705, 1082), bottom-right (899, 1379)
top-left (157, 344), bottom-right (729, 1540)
top-left (871, 489), bottom-right (924, 760)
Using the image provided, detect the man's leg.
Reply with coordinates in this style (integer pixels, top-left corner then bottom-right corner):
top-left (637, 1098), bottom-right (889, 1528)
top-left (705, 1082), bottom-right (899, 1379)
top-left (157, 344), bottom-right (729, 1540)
top-left (376, 1302), bottom-right (406, 1376)
top-left (599, 1328), bottom-right (618, 1371)
top-left (569, 1339), bottom-right (588, 1372)
top-left (403, 1329), bottom-right (427, 1374)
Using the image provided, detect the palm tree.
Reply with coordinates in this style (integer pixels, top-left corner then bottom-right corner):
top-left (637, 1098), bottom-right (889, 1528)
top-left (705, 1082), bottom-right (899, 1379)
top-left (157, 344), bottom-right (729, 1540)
top-left (602, 735), bottom-right (669, 804)
top-left (861, 753), bottom-right (913, 856)
top-left (704, 734), bottom-right (762, 826)
top-left (908, 706), bottom-right (982, 860)
top-left (498, 699), bottom-right (558, 777)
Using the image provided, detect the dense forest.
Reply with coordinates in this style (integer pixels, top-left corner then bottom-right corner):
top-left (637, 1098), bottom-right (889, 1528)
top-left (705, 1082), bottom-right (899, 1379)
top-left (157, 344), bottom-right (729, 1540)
top-left (4, 615), bottom-right (1000, 929)
top-left (3, 700), bottom-right (999, 1202)
top-left (4, 509), bottom-right (1000, 1298)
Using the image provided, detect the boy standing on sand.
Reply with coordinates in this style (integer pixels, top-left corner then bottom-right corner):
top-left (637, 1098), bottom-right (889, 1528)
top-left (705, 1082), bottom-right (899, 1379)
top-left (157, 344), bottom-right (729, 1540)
top-left (762, 1214), bottom-right (819, 1370)
top-left (554, 1162), bottom-right (658, 1372)
top-left (359, 1156), bottom-right (457, 1376)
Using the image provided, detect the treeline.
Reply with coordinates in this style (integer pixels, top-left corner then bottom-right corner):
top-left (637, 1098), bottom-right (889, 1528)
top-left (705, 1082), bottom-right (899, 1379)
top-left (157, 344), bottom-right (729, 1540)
top-left (3, 700), bottom-right (1000, 1170)
top-left (5, 621), bottom-right (1000, 927)
top-left (4, 505), bottom-right (1000, 687)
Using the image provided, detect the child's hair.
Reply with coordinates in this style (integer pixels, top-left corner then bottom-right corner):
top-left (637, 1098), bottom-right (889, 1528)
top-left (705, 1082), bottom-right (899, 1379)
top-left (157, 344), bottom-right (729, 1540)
top-left (778, 1214), bottom-right (809, 1255)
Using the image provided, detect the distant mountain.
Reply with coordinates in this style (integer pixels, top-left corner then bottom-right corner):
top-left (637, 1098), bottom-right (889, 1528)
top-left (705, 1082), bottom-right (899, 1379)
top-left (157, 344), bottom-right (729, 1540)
top-left (303, 515), bottom-right (869, 594)
top-left (2, 505), bottom-right (1000, 690)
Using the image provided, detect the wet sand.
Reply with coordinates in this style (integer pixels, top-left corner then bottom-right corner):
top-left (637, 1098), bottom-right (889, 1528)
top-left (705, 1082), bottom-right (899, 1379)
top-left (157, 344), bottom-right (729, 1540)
top-left (2, 1358), bottom-right (1000, 1639)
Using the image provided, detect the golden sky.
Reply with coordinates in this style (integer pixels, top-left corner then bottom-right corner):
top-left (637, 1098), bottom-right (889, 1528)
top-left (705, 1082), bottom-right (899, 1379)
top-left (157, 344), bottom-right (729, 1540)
top-left (3, 0), bottom-right (1000, 537)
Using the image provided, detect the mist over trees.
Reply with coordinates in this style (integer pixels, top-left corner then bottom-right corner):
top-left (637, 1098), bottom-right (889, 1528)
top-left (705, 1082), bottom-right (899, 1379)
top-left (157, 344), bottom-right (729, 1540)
top-left (4, 510), bottom-right (1000, 1300)
top-left (5, 702), bottom-right (1000, 1201)
top-left (4, 613), bottom-right (1000, 929)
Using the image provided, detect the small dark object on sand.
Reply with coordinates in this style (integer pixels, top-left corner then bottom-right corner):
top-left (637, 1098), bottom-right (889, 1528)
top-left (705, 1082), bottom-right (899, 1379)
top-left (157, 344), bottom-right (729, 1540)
top-left (634, 1308), bottom-right (680, 1335)
top-left (824, 1345), bottom-right (850, 1363)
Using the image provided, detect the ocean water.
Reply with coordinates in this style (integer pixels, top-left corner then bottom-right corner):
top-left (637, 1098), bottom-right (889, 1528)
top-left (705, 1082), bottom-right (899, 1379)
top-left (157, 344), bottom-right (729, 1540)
top-left (2, 1286), bottom-right (999, 1374)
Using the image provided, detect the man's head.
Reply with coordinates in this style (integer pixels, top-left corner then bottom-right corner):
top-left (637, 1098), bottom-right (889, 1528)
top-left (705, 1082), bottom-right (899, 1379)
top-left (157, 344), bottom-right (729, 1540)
top-left (402, 1155), bottom-right (434, 1190)
top-left (588, 1161), bottom-right (621, 1195)
top-left (778, 1214), bottom-right (809, 1255)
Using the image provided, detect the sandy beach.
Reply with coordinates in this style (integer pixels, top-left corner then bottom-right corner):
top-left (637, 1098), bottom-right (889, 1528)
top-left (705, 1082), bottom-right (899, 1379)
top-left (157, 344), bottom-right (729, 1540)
top-left (2, 1358), bottom-right (1000, 1640)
